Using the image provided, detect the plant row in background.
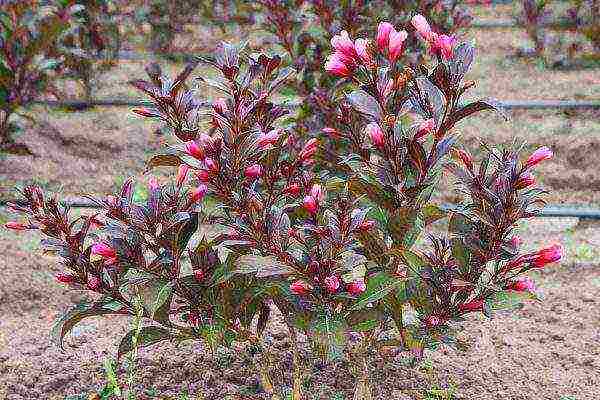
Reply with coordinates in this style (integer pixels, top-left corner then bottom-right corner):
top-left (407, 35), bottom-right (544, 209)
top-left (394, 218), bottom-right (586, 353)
top-left (514, 0), bottom-right (600, 67)
top-left (5, 13), bottom-right (563, 399)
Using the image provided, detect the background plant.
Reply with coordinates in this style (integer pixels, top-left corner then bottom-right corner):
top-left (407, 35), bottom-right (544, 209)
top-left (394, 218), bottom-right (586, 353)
top-left (5, 15), bottom-right (563, 400)
top-left (0, 0), bottom-right (76, 154)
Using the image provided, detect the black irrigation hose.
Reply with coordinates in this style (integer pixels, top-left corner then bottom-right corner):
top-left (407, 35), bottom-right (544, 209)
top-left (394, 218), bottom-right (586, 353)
top-left (33, 99), bottom-right (600, 110)
top-left (1, 198), bottom-right (600, 219)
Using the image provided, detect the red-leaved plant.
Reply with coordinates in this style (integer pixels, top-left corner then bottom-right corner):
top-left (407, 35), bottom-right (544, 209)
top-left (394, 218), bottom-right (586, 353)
top-left (5, 15), bottom-right (562, 400)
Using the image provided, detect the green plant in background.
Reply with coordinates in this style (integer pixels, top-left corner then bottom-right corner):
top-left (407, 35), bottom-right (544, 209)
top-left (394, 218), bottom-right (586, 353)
top-left (0, 0), bottom-right (77, 155)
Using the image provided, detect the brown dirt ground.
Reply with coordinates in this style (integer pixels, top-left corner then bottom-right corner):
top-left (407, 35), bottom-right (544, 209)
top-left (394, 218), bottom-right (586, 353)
top-left (1, 5), bottom-right (600, 400)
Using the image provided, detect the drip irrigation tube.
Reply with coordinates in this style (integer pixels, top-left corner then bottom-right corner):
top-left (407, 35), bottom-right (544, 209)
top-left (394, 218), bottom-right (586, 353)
top-left (1, 198), bottom-right (600, 219)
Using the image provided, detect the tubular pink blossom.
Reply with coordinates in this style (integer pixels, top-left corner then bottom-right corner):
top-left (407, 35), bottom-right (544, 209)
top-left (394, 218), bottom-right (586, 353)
top-left (176, 165), bottom-right (190, 186)
top-left (91, 243), bottom-right (117, 259)
top-left (525, 146), bottom-right (553, 168)
top-left (257, 129), bottom-right (281, 148)
top-left (325, 52), bottom-right (351, 77)
top-left (56, 272), bottom-right (75, 284)
top-left (506, 276), bottom-right (536, 292)
top-left (290, 280), bottom-right (311, 295)
top-left (190, 185), bottom-right (208, 203)
top-left (303, 195), bottom-right (318, 215)
top-left (354, 38), bottom-right (373, 66)
top-left (434, 35), bottom-right (457, 61)
top-left (194, 269), bottom-right (205, 282)
top-left (87, 275), bottom-right (101, 290)
top-left (244, 164), bottom-right (263, 179)
top-left (283, 183), bottom-right (301, 197)
top-left (425, 315), bottom-right (442, 328)
top-left (359, 220), bottom-right (376, 232)
top-left (515, 172), bottom-right (535, 189)
top-left (347, 279), bottom-right (366, 295)
top-left (531, 244), bottom-right (563, 268)
top-left (184, 140), bottom-right (205, 160)
top-left (213, 98), bottom-right (228, 114)
top-left (510, 235), bottom-right (522, 248)
top-left (309, 184), bottom-right (325, 202)
top-left (5, 221), bottom-right (28, 230)
top-left (411, 14), bottom-right (432, 38)
top-left (324, 275), bottom-right (340, 293)
top-left (148, 176), bottom-right (160, 191)
top-left (331, 30), bottom-right (357, 60)
top-left (366, 122), bottom-right (385, 149)
top-left (197, 169), bottom-right (210, 183)
top-left (377, 22), bottom-right (394, 51)
top-left (204, 158), bottom-right (219, 173)
top-left (458, 299), bottom-right (484, 312)
top-left (299, 138), bottom-right (318, 162)
top-left (388, 29), bottom-right (408, 62)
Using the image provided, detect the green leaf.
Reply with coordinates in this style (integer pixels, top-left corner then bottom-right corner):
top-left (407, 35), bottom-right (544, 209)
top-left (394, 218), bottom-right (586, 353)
top-left (118, 326), bottom-right (172, 359)
top-left (233, 254), bottom-right (294, 277)
top-left (151, 281), bottom-right (174, 321)
top-left (349, 272), bottom-right (402, 311)
top-left (51, 300), bottom-right (124, 349)
top-left (486, 290), bottom-right (537, 313)
top-left (309, 312), bottom-right (347, 361)
top-left (346, 90), bottom-right (382, 120)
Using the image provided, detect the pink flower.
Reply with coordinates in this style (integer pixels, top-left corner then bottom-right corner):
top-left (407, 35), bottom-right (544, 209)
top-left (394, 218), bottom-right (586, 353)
top-left (425, 315), bottom-right (442, 328)
top-left (322, 127), bottom-right (341, 139)
top-left (458, 299), bottom-right (484, 312)
top-left (257, 129), bottom-right (281, 149)
top-left (331, 30), bottom-right (357, 60)
top-left (213, 98), bottom-right (228, 114)
top-left (366, 122), bottom-right (385, 149)
top-left (324, 275), bottom-right (340, 293)
top-left (184, 140), bottom-right (204, 160)
top-left (132, 108), bottom-right (160, 118)
top-left (411, 14), bottom-right (432, 39)
top-left (194, 269), bottom-right (205, 282)
top-left (515, 172), bottom-right (535, 189)
top-left (290, 280), bottom-right (311, 295)
top-left (204, 158), bottom-right (219, 173)
top-left (283, 183), bottom-right (301, 197)
top-left (433, 35), bottom-right (457, 61)
top-left (91, 243), bottom-right (117, 259)
top-left (148, 176), bottom-right (160, 191)
top-left (506, 276), bottom-right (536, 292)
top-left (299, 138), bottom-right (318, 162)
top-left (358, 220), bottom-right (376, 232)
top-left (197, 169), bottom-right (210, 182)
top-left (325, 52), bottom-right (351, 77)
top-left (415, 118), bottom-right (436, 139)
top-left (5, 222), bottom-right (27, 230)
top-left (244, 164), bottom-right (263, 179)
top-left (525, 146), bottom-right (553, 168)
top-left (377, 22), bottom-right (394, 51)
top-left (87, 275), bottom-right (101, 290)
top-left (354, 38), bottom-right (373, 67)
top-left (531, 244), bottom-right (563, 268)
top-left (190, 185), bottom-right (208, 203)
top-left (303, 195), bottom-right (318, 215)
top-left (347, 279), bottom-right (367, 295)
top-left (310, 184), bottom-right (325, 202)
top-left (177, 165), bottom-right (190, 186)
top-left (388, 29), bottom-right (408, 62)
top-left (509, 235), bottom-right (521, 248)
top-left (56, 272), bottom-right (75, 284)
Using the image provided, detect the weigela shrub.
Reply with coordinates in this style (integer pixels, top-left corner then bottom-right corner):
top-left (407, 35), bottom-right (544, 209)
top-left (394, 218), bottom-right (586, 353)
top-left (6, 15), bottom-right (563, 400)
top-left (0, 0), bottom-right (77, 154)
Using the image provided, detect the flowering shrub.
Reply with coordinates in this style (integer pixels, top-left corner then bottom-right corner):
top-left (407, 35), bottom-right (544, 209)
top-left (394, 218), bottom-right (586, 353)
top-left (5, 15), bottom-right (562, 400)
top-left (0, 0), bottom-right (76, 154)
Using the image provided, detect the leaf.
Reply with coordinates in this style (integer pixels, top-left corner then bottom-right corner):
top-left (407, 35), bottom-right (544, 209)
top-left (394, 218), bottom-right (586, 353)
top-left (176, 212), bottom-right (198, 251)
top-left (486, 290), bottom-right (537, 313)
top-left (117, 326), bottom-right (172, 359)
top-left (443, 99), bottom-right (508, 132)
top-left (415, 77), bottom-right (445, 120)
top-left (144, 154), bottom-right (183, 172)
top-left (388, 207), bottom-right (419, 245)
top-left (450, 42), bottom-right (475, 81)
top-left (234, 254), bottom-right (295, 277)
top-left (349, 272), bottom-right (402, 311)
top-left (451, 238), bottom-right (471, 272)
top-left (51, 301), bottom-right (124, 349)
top-left (346, 90), bottom-right (382, 120)
top-left (422, 204), bottom-right (446, 225)
top-left (309, 312), bottom-right (347, 361)
top-left (151, 281), bottom-right (174, 321)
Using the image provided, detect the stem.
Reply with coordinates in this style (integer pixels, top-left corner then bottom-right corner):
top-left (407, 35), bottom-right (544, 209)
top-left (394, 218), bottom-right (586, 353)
top-left (289, 325), bottom-right (304, 400)
top-left (247, 336), bottom-right (282, 400)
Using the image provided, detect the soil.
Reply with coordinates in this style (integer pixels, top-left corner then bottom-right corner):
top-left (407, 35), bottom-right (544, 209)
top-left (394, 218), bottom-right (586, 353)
top-left (1, 5), bottom-right (600, 400)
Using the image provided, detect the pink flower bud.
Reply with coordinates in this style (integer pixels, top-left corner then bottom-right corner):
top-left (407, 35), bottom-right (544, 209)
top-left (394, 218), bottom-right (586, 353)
top-left (87, 275), bottom-right (101, 290)
top-left (458, 299), bottom-right (484, 312)
top-left (377, 22), bottom-right (394, 51)
top-left (194, 269), bottom-right (205, 282)
top-left (324, 275), bottom-right (340, 293)
top-left (425, 315), bottom-right (442, 328)
top-left (299, 138), bottom-right (318, 162)
top-left (204, 158), bottom-right (219, 173)
top-left (322, 127), bottom-right (341, 139)
top-left (325, 52), bottom-right (351, 77)
top-left (506, 276), bottom-right (536, 292)
top-left (257, 129), bottom-right (281, 149)
top-left (244, 164), bottom-right (263, 179)
top-left (510, 236), bottom-right (521, 248)
top-left (283, 183), bottom-right (301, 197)
top-left (388, 29), bottom-right (408, 62)
top-left (132, 108), bottom-right (160, 118)
top-left (176, 165), bottom-right (190, 186)
top-left (310, 184), bottom-right (325, 202)
top-left (506, 255), bottom-right (527, 270)
top-left (411, 14), bottom-right (432, 39)
top-left (366, 122), bottom-right (385, 149)
top-left (416, 118), bottom-right (436, 140)
top-left (515, 172), bottom-right (535, 189)
top-left (331, 30), bottom-right (357, 60)
top-left (213, 98), bottom-right (228, 114)
top-left (358, 220), bottom-right (376, 232)
top-left (433, 35), bottom-right (457, 61)
top-left (290, 280), bottom-right (311, 295)
top-left (347, 279), bottom-right (366, 295)
top-left (354, 38), bottom-right (373, 66)
top-left (91, 243), bottom-right (117, 259)
top-left (531, 244), bottom-right (563, 268)
top-left (184, 140), bottom-right (205, 160)
top-left (197, 169), bottom-right (210, 183)
top-left (190, 184), bottom-right (208, 203)
top-left (525, 146), bottom-right (553, 168)
top-left (56, 272), bottom-right (75, 284)
top-left (148, 176), bottom-right (160, 191)
top-left (5, 222), bottom-right (28, 230)
top-left (303, 195), bottom-right (318, 215)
